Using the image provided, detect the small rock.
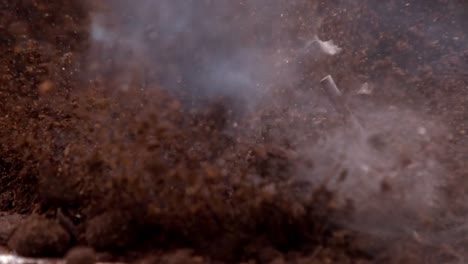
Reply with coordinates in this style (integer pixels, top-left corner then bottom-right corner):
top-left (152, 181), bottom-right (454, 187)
top-left (8, 215), bottom-right (71, 257)
top-left (65, 246), bottom-right (96, 264)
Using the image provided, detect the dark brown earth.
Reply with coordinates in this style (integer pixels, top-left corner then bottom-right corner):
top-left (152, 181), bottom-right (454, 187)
top-left (0, 0), bottom-right (467, 263)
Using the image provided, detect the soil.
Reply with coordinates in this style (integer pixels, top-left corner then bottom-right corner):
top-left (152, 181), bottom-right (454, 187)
top-left (65, 247), bottom-right (96, 264)
top-left (8, 215), bottom-right (71, 257)
top-left (0, 0), bottom-right (467, 263)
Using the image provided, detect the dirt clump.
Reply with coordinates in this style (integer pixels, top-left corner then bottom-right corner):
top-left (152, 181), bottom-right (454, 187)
top-left (65, 246), bottom-right (96, 264)
top-left (8, 215), bottom-right (71, 257)
top-left (85, 210), bottom-right (138, 250)
top-left (0, 213), bottom-right (23, 243)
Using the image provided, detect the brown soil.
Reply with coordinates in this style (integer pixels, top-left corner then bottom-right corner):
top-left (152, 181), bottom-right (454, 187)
top-left (8, 215), bottom-right (71, 257)
top-left (0, 0), bottom-right (467, 263)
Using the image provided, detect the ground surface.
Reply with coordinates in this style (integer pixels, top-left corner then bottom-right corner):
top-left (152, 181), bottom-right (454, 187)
top-left (0, 0), bottom-right (467, 263)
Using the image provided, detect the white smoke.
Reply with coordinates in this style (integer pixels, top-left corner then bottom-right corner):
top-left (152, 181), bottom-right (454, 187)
top-left (296, 99), bottom-right (448, 242)
top-left (88, 0), bottom-right (325, 108)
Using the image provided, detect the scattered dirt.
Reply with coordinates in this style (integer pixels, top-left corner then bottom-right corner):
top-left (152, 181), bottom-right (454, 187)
top-left (0, 0), bottom-right (467, 263)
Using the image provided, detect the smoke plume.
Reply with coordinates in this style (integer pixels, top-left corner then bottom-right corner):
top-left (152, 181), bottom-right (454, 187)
top-left (89, 0), bottom-right (325, 109)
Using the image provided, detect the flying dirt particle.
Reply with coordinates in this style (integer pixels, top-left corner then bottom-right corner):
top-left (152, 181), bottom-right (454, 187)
top-left (7, 21), bottom-right (29, 36)
top-left (155, 249), bottom-right (204, 264)
top-left (38, 80), bottom-right (55, 95)
top-left (65, 246), bottom-right (96, 264)
top-left (380, 180), bottom-right (392, 193)
top-left (85, 211), bottom-right (136, 250)
top-left (417, 126), bottom-right (427, 136)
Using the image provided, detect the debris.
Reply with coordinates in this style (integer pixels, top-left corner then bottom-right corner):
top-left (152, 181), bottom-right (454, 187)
top-left (302, 36), bottom-right (343, 56)
top-left (38, 80), bottom-right (55, 95)
top-left (315, 36), bottom-right (343, 55)
top-left (417, 126), bottom-right (427, 136)
top-left (320, 75), bottom-right (351, 117)
top-left (357, 82), bottom-right (374, 95)
top-left (320, 75), bottom-right (363, 130)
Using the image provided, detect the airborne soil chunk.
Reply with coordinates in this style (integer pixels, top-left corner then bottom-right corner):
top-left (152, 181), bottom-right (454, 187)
top-left (65, 246), bottom-right (96, 264)
top-left (8, 215), bottom-right (71, 257)
top-left (85, 211), bottom-right (137, 250)
top-left (0, 213), bottom-right (23, 243)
